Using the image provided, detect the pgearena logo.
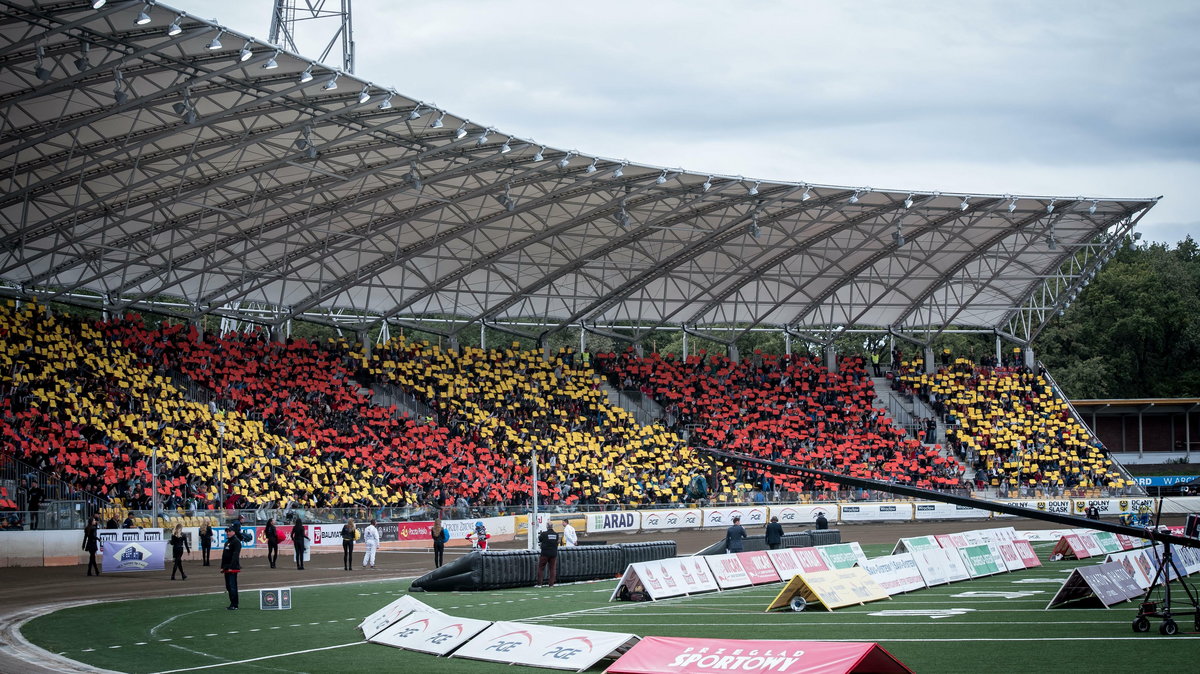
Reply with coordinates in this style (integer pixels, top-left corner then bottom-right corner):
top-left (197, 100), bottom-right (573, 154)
top-left (542, 635), bottom-right (594, 661)
top-left (484, 629), bottom-right (533, 653)
top-left (393, 617), bottom-right (431, 639)
top-left (425, 623), bottom-right (464, 645)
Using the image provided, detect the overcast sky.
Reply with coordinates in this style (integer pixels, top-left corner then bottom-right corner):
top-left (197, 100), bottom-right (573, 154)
top-left (167, 0), bottom-right (1200, 245)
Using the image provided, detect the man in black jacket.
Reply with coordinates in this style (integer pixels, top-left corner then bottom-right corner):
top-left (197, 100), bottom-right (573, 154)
top-left (536, 523), bottom-right (560, 587)
top-left (765, 516), bottom-right (784, 550)
top-left (220, 525), bottom-right (242, 610)
top-left (725, 516), bottom-right (747, 553)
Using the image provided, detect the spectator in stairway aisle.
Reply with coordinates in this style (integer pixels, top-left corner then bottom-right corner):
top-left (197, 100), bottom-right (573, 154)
top-left (765, 515), bottom-right (784, 550)
top-left (27, 481), bottom-right (43, 530)
top-left (871, 351), bottom-right (882, 376)
top-left (815, 511), bottom-right (829, 530)
top-left (724, 516), bottom-right (747, 553)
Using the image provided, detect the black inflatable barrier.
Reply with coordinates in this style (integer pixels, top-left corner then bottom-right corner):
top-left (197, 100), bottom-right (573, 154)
top-left (409, 541), bottom-right (677, 592)
top-left (694, 529), bottom-right (835, 556)
top-left (810, 529), bottom-right (842, 546)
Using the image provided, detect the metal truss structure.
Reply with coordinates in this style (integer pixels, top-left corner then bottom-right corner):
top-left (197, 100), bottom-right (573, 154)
top-left (0, 1), bottom-right (1159, 351)
top-left (269, 0), bottom-right (353, 75)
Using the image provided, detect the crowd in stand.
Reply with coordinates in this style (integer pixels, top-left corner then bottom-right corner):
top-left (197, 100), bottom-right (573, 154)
top-left (592, 349), bottom-right (966, 496)
top-left (1, 299), bottom-right (1130, 515)
top-left (894, 357), bottom-right (1128, 496)
top-left (356, 338), bottom-right (732, 507)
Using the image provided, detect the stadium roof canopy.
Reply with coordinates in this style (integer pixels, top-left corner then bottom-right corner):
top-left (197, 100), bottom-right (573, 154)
top-left (0, 0), bottom-right (1159, 348)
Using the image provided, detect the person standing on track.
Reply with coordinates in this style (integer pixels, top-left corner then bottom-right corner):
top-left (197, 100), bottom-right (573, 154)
top-left (291, 517), bottom-right (309, 570)
top-left (362, 519), bottom-right (380, 569)
top-left (264, 518), bottom-right (279, 568)
top-left (341, 517), bottom-right (356, 571)
top-left (82, 515), bottom-right (100, 576)
top-left (725, 516), bottom-right (747, 553)
top-left (765, 516), bottom-right (784, 550)
top-left (536, 522), bottom-right (560, 587)
top-left (220, 524), bottom-right (242, 610)
top-left (169, 523), bottom-right (190, 580)
top-left (431, 518), bottom-right (447, 567)
top-left (198, 522), bottom-right (214, 566)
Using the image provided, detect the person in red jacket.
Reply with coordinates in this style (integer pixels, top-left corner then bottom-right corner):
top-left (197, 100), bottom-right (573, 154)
top-left (466, 521), bottom-right (490, 551)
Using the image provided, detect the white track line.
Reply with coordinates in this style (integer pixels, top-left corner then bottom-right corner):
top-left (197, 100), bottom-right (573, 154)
top-left (151, 641), bottom-right (365, 673)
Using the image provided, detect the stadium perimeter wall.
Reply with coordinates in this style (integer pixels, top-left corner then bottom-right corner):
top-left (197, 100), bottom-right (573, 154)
top-left (5, 497), bottom-right (1196, 568)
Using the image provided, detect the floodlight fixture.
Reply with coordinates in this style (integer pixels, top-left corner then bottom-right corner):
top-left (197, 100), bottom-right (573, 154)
top-left (499, 138), bottom-right (513, 154)
top-left (848, 190), bottom-right (861, 205)
top-left (34, 45), bottom-right (51, 81)
top-left (557, 151), bottom-right (576, 169)
top-left (238, 42), bottom-right (253, 62)
top-left (262, 51), bottom-right (279, 69)
top-left (801, 185), bottom-right (813, 201)
top-left (584, 159), bottom-right (598, 174)
top-left (612, 163), bottom-right (625, 179)
top-left (357, 86), bottom-right (370, 104)
top-left (533, 147), bottom-right (545, 162)
top-left (960, 196), bottom-right (970, 211)
top-left (74, 42), bottom-right (90, 72)
top-left (112, 68), bottom-right (128, 104)
top-left (746, 180), bottom-right (757, 195)
top-left (701, 176), bottom-right (712, 192)
top-left (1008, 197), bottom-right (1018, 213)
top-left (206, 30), bottom-right (224, 51)
top-left (476, 128), bottom-right (491, 146)
top-left (135, 4), bottom-right (152, 25)
top-left (1046, 199), bottom-right (1056, 214)
top-left (454, 124), bottom-right (468, 140)
top-left (167, 15), bottom-right (183, 36)
top-left (322, 72), bottom-right (339, 90)
top-left (407, 106), bottom-right (424, 121)
top-left (377, 92), bottom-right (393, 110)
top-left (298, 65), bottom-right (314, 83)
top-left (903, 194), bottom-right (914, 209)
top-left (91, 0), bottom-right (106, 8)
top-left (1088, 200), bottom-right (1098, 215)
top-left (430, 112), bottom-right (445, 128)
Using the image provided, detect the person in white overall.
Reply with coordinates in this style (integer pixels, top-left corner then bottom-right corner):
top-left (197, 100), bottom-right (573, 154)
top-left (362, 519), bottom-right (381, 569)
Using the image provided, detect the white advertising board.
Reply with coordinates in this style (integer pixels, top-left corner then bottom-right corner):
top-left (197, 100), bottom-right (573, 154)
top-left (1105, 549), bottom-right (1158, 589)
top-left (1076, 533), bottom-right (1107, 558)
top-left (369, 610), bottom-right (491, 655)
top-left (1070, 498), bottom-right (1156, 517)
top-left (443, 516), bottom-right (516, 540)
top-left (585, 511), bottom-right (641, 533)
top-left (768, 504), bottom-right (836, 527)
top-left (701, 506), bottom-right (768, 528)
top-left (837, 502), bottom-right (913, 522)
top-left (910, 548), bottom-right (950, 587)
top-left (639, 509), bottom-right (703, 530)
top-left (993, 541), bottom-right (1026, 572)
top-left (859, 553), bottom-right (926, 594)
top-left (452, 621), bottom-right (639, 672)
top-left (765, 548), bottom-right (803, 579)
top-left (913, 502), bottom-right (991, 520)
top-left (705, 553), bottom-right (753, 589)
top-left (359, 595), bottom-right (440, 639)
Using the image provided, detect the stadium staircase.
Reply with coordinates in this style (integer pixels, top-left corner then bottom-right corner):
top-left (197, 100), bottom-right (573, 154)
top-left (870, 376), bottom-right (948, 450)
top-left (600, 382), bottom-right (665, 428)
top-left (363, 381), bottom-right (437, 423)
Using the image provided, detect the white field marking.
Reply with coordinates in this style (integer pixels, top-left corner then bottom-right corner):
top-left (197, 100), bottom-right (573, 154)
top-left (152, 640), bottom-right (365, 673)
top-left (552, 621), bottom-right (1135, 627)
top-left (949, 591), bottom-right (1045, 599)
top-left (151, 609), bottom-right (211, 638)
top-left (533, 608), bottom-right (1119, 618)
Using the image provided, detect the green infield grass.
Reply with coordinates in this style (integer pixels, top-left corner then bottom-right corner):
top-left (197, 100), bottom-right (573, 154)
top-left (21, 543), bottom-right (1200, 673)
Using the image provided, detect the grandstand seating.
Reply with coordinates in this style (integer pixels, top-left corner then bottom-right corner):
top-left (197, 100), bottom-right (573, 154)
top-left (895, 358), bottom-right (1128, 494)
top-left (592, 349), bottom-right (966, 494)
top-left (359, 338), bottom-right (738, 505)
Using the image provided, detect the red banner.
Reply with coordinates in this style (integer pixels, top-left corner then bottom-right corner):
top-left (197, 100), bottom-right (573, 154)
top-left (396, 521), bottom-right (434, 541)
top-left (605, 637), bottom-right (912, 674)
top-left (1012, 539), bottom-right (1042, 568)
top-left (736, 551), bottom-right (782, 585)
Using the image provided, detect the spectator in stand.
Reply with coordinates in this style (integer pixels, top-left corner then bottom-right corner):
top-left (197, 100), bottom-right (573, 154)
top-left (122, 514), bottom-right (134, 529)
top-left (82, 515), bottom-right (100, 576)
top-left (105, 514), bottom-right (118, 529)
top-left (26, 481), bottom-right (43, 530)
top-left (198, 522), bottom-right (214, 566)
top-left (220, 524), bottom-right (242, 610)
top-left (264, 518), bottom-right (279, 568)
top-left (291, 517), bottom-right (309, 570)
top-left (169, 523), bottom-right (190, 580)
top-left (431, 518), bottom-right (447, 568)
top-left (362, 519), bottom-right (380, 569)
top-left (536, 522), bottom-right (560, 587)
top-left (765, 516), bottom-right (784, 550)
top-left (725, 516), bottom-right (747, 553)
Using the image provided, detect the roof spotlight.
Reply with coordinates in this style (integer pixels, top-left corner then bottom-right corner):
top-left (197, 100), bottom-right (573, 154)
top-left (167, 15), bottom-right (183, 36)
top-left (657, 171), bottom-right (669, 185)
top-left (701, 176), bottom-right (712, 192)
top-left (34, 45), bottom-right (51, 81)
top-left (454, 124), bottom-right (468, 140)
top-left (357, 86), bottom-right (370, 104)
top-left (74, 42), bottom-right (90, 72)
top-left (378, 93), bottom-right (393, 110)
top-left (612, 164), bottom-right (625, 179)
top-left (960, 197), bottom-right (970, 211)
top-left (91, 0), bottom-right (106, 8)
top-left (848, 191), bottom-right (861, 205)
top-left (430, 112), bottom-right (445, 128)
top-left (892, 230), bottom-right (905, 246)
top-left (238, 42), bottom-right (253, 62)
top-left (206, 30), bottom-right (224, 51)
top-left (585, 160), bottom-right (598, 174)
top-left (801, 185), bottom-right (812, 201)
top-left (533, 147), bottom-right (545, 162)
top-left (500, 138), bottom-right (513, 154)
top-left (557, 152), bottom-right (574, 169)
top-left (476, 129), bottom-right (491, 146)
top-left (1008, 197), bottom-right (1018, 213)
top-left (322, 73), bottom-right (339, 90)
top-left (746, 180), bottom-right (757, 195)
top-left (298, 65), bottom-right (313, 83)
top-left (1088, 200), bottom-right (1098, 215)
top-left (135, 4), bottom-right (152, 25)
top-left (903, 194), bottom-right (914, 209)
top-left (1046, 200), bottom-right (1056, 214)
top-left (407, 107), bottom-right (424, 121)
top-left (261, 52), bottom-right (279, 69)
